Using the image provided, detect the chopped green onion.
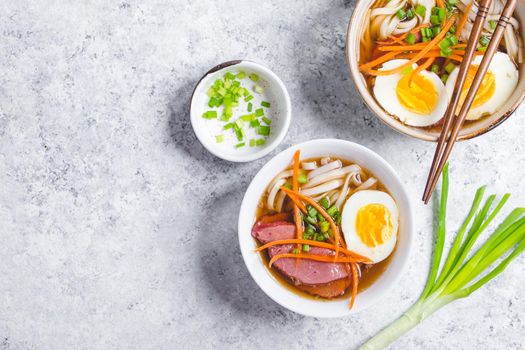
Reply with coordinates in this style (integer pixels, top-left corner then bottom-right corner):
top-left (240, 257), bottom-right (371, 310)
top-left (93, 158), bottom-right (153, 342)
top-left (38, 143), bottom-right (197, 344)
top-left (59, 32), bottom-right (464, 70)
top-left (261, 101), bottom-right (271, 108)
top-left (406, 33), bottom-right (416, 45)
top-left (441, 73), bottom-right (449, 83)
top-left (406, 8), bottom-right (415, 19)
top-left (262, 116), bottom-right (272, 125)
top-left (235, 119), bottom-right (244, 128)
top-left (430, 15), bottom-right (440, 25)
top-left (479, 35), bottom-right (490, 47)
top-left (327, 205), bottom-right (339, 217)
top-left (441, 46), bottom-right (453, 57)
top-left (256, 126), bottom-right (270, 136)
top-left (224, 72), bottom-right (236, 80)
top-left (235, 142), bottom-right (245, 148)
top-left (489, 20), bottom-right (496, 30)
top-left (432, 26), bottom-right (441, 37)
top-left (253, 85), bottom-right (264, 94)
top-left (319, 221), bottom-right (330, 234)
top-left (298, 174), bottom-right (308, 184)
top-left (247, 102), bottom-right (253, 112)
top-left (223, 123), bottom-right (234, 130)
top-left (396, 9), bottom-right (406, 20)
top-left (250, 119), bottom-right (261, 128)
top-left (244, 95), bottom-right (254, 102)
top-left (449, 25), bottom-right (456, 34)
top-left (241, 114), bottom-right (255, 122)
top-left (215, 135), bottom-right (224, 143)
top-left (236, 71), bottom-right (246, 79)
top-left (415, 4), bottom-right (426, 16)
top-left (302, 244), bottom-right (310, 252)
top-left (292, 248), bottom-right (300, 254)
top-left (255, 108), bottom-right (264, 117)
top-left (448, 35), bottom-right (458, 46)
top-left (249, 139), bottom-right (255, 147)
top-left (437, 8), bottom-right (445, 22)
top-left (255, 138), bottom-right (265, 146)
top-left (447, 0), bottom-right (457, 4)
top-left (320, 197), bottom-right (330, 209)
top-left (445, 62), bottom-right (456, 74)
top-left (249, 73), bottom-right (259, 82)
top-left (202, 110), bottom-right (217, 119)
top-left (431, 64), bottom-right (440, 74)
top-left (439, 38), bottom-right (451, 51)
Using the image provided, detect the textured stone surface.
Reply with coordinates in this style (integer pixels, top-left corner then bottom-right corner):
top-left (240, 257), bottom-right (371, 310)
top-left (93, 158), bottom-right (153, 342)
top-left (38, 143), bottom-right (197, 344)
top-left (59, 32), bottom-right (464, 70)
top-left (1, 1), bottom-right (524, 349)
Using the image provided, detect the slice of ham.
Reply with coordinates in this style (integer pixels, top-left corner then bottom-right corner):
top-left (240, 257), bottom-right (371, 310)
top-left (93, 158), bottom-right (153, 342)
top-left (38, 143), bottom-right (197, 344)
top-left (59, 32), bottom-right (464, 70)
top-left (252, 221), bottom-right (351, 298)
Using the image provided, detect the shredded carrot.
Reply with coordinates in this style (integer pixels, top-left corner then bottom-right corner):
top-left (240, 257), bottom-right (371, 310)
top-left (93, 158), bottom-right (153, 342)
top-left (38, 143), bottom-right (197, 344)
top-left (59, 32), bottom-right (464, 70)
top-left (364, 18), bottom-right (455, 76)
top-left (269, 253), bottom-right (365, 268)
top-left (436, 0), bottom-right (445, 8)
top-left (291, 150), bottom-right (302, 245)
top-left (255, 239), bottom-right (371, 262)
top-left (378, 43), bottom-right (466, 52)
top-left (280, 187), bottom-right (344, 256)
top-left (409, 56), bottom-right (435, 85)
top-left (359, 51), bottom-right (401, 71)
top-left (349, 263), bottom-right (359, 309)
top-left (284, 190), bottom-right (307, 214)
top-left (259, 213), bottom-right (291, 224)
top-left (377, 23), bottom-right (430, 45)
top-left (456, 1), bottom-right (473, 37)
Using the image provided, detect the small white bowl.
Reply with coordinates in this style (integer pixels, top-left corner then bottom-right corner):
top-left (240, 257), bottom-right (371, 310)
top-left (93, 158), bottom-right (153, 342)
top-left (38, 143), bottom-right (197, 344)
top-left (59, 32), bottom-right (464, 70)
top-left (190, 60), bottom-right (291, 162)
top-left (238, 139), bottom-right (414, 318)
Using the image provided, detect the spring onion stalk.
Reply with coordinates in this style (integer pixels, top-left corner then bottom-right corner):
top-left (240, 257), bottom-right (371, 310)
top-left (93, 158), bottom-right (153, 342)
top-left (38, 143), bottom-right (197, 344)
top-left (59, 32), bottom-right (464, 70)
top-left (360, 165), bottom-right (525, 350)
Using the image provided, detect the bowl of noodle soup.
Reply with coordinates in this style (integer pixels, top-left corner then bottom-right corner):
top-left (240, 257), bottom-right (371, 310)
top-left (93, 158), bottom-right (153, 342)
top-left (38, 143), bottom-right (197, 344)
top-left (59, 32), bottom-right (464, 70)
top-left (346, 0), bottom-right (525, 141)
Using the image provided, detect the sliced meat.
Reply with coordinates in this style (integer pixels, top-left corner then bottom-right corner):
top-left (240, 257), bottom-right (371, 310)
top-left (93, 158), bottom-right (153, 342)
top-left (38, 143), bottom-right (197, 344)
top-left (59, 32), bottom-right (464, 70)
top-left (252, 221), bottom-right (351, 298)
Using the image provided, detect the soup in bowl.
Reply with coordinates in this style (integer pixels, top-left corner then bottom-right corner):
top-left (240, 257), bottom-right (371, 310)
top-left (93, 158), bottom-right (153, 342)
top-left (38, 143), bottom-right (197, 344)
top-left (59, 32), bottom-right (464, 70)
top-left (238, 139), bottom-right (414, 317)
top-left (346, 0), bottom-right (525, 141)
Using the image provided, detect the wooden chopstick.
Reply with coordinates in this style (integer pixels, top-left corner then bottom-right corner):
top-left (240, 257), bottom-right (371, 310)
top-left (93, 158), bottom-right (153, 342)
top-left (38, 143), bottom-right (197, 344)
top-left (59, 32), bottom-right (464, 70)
top-left (423, 0), bottom-right (517, 203)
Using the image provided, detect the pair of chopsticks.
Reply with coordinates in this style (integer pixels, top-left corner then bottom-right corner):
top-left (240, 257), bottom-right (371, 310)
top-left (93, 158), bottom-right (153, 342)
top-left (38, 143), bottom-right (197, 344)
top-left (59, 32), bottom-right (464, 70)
top-left (422, 0), bottom-right (518, 204)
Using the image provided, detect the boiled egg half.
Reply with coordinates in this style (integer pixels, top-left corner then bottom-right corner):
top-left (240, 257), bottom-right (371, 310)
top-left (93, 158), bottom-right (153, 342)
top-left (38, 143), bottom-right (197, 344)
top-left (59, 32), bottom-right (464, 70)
top-left (445, 52), bottom-right (518, 120)
top-left (341, 190), bottom-right (398, 263)
top-left (373, 59), bottom-right (449, 127)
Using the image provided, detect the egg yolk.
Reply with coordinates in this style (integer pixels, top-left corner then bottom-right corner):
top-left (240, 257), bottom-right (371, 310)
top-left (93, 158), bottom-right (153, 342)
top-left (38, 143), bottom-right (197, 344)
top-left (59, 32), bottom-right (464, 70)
top-left (396, 73), bottom-right (438, 115)
top-left (459, 65), bottom-right (495, 109)
top-left (355, 203), bottom-right (393, 247)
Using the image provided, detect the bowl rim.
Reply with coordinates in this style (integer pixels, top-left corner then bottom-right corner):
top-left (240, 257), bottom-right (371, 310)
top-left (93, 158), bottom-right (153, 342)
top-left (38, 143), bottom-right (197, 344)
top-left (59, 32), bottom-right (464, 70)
top-left (237, 138), bottom-right (414, 318)
top-left (190, 60), bottom-right (292, 162)
top-left (345, 0), bottom-right (525, 142)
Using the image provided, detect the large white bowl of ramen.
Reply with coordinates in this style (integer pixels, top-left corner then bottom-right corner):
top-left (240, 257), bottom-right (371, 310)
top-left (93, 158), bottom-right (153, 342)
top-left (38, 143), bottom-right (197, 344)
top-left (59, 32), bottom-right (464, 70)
top-left (347, 0), bottom-right (525, 141)
top-left (238, 139), bottom-right (414, 317)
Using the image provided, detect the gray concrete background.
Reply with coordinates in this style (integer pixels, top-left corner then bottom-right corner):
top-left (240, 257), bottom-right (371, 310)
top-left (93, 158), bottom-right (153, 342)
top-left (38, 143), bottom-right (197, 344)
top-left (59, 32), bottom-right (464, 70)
top-left (1, 1), bottom-right (524, 349)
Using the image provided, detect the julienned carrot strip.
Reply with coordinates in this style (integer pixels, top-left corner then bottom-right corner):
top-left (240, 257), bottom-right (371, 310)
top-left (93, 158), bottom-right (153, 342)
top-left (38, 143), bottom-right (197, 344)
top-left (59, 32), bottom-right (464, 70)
top-left (269, 253), bottom-right (365, 268)
top-left (436, 0), bottom-right (445, 8)
top-left (284, 190), bottom-right (307, 213)
top-left (292, 150), bottom-right (302, 243)
top-left (349, 263), bottom-right (358, 309)
top-left (377, 23), bottom-right (430, 45)
top-left (378, 43), bottom-right (467, 52)
top-left (364, 18), bottom-right (455, 76)
top-left (359, 51), bottom-right (401, 71)
top-left (280, 187), bottom-right (344, 256)
top-left (255, 239), bottom-right (371, 262)
top-left (456, 1), bottom-right (473, 36)
top-left (409, 56), bottom-right (435, 85)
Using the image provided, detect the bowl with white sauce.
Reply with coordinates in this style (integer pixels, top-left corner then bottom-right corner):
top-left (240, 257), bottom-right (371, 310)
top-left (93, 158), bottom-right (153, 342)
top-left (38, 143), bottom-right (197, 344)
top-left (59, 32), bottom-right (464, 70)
top-left (190, 60), bottom-right (291, 162)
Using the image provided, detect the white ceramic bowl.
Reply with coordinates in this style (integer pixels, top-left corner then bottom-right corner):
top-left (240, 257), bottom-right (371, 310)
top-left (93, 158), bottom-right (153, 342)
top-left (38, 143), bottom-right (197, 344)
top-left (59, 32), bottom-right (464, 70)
top-left (238, 139), bottom-right (414, 318)
top-left (190, 60), bottom-right (291, 162)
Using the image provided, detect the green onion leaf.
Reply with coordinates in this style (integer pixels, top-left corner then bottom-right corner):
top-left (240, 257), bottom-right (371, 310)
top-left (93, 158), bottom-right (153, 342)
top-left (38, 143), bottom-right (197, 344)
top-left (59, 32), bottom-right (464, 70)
top-left (236, 71), bottom-right (246, 79)
top-left (255, 108), bottom-right (264, 117)
top-left (320, 197), bottom-right (330, 209)
top-left (396, 9), bottom-right (406, 20)
top-left (261, 101), bottom-right (271, 108)
top-left (256, 126), bottom-right (270, 136)
top-left (215, 135), bottom-right (224, 143)
top-left (406, 33), bottom-right (416, 45)
top-left (298, 174), bottom-right (308, 184)
top-left (249, 73), bottom-right (259, 82)
top-left (415, 4), bottom-right (426, 16)
top-left (250, 119), bottom-right (261, 128)
top-left (235, 142), bottom-right (245, 148)
top-left (249, 139), bottom-right (255, 147)
top-left (247, 102), bottom-right (253, 112)
top-left (255, 138), bottom-right (265, 146)
top-left (262, 116), bottom-right (272, 125)
top-left (202, 110), bottom-right (217, 119)
top-left (253, 85), bottom-right (264, 94)
top-left (431, 64), bottom-right (440, 74)
top-left (244, 95), bottom-right (254, 102)
top-left (445, 62), bottom-right (456, 74)
top-left (489, 20), bottom-right (496, 30)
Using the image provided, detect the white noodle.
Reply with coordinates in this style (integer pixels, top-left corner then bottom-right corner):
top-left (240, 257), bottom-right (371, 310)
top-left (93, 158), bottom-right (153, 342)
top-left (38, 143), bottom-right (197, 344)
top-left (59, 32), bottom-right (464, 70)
top-left (335, 173), bottom-right (355, 210)
top-left (330, 191), bottom-right (340, 204)
top-left (268, 170), bottom-right (293, 193)
top-left (301, 179), bottom-right (344, 196)
top-left (304, 164), bottom-right (361, 189)
top-left (267, 178), bottom-right (286, 211)
top-left (275, 190), bottom-right (287, 212)
top-left (302, 161), bottom-right (318, 170)
top-left (307, 160), bottom-right (342, 180)
top-left (320, 157), bottom-right (331, 166)
top-left (355, 177), bottom-right (378, 192)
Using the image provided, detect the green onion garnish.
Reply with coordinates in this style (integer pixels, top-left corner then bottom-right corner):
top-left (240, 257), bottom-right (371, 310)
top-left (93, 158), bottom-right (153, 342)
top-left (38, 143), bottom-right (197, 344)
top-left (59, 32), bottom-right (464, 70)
top-left (489, 20), bottom-right (496, 30)
top-left (215, 135), bottom-right (224, 143)
top-left (240, 114), bottom-right (255, 122)
top-left (235, 142), bottom-right (245, 148)
top-left (292, 248), bottom-right (300, 254)
top-left (430, 15), bottom-right (440, 25)
top-left (250, 119), bottom-right (261, 128)
top-left (479, 35), bottom-right (490, 47)
top-left (255, 138), bottom-right (265, 146)
top-left (249, 73), bottom-right (259, 82)
top-left (253, 85), bottom-right (264, 94)
top-left (448, 35), bottom-right (458, 46)
top-left (257, 126), bottom-right (270, 136)
top-left (445, 62), bottom-right (456, 74)
top-left (244, 95), bottom-right (254, 102)
top-left (302, 244), bottom-right (310, 252)
top-left (224, 71), bottom-right (236, 80)
top-left (396, 9), bottom-right (406, 20)
top-left (261, 101), bottom-right (271, 108)
top-left (262, 116), bottom-right (272, 125)
top-left (255, 108), bottom-right (264, 117)
top-left (236, 71), bottom-right (246, 79)
top-left (249, 139), bottom-right (255, 147)
top-left (223, 123), bottom-right (234, 130)
top-left (406, 8), bottom-right (414, 19)
top-left (247, 102), bottom-right (253, 112)
top-left (320, 197), bottom-right (330, 209)
top-left (298, 174), bottom-right (308, 184)
top-left (441, 73), bottom-right (449, 83)
top-left (431, 64), bottom-right (440, 74)
top-left (406, 33), bottom-right (416, 45)
top-left (202, 110), bottom-right (217, 119)
top-left (415, 4), bottom-right (426, 16)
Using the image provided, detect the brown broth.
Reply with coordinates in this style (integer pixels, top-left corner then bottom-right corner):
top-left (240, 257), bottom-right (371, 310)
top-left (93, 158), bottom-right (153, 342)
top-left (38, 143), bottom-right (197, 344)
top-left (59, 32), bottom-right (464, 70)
top-left (253, 156), bottom-right (399, 301)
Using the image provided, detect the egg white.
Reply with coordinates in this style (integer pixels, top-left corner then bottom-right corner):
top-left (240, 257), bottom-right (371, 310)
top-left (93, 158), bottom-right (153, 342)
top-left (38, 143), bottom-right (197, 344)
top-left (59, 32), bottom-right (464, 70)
top-left (341, 190), bottom-right (399, 263)
top-left (373, 59), bottom-right (449, 127)
top-left (445, 52), bottom-right (518, 120)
